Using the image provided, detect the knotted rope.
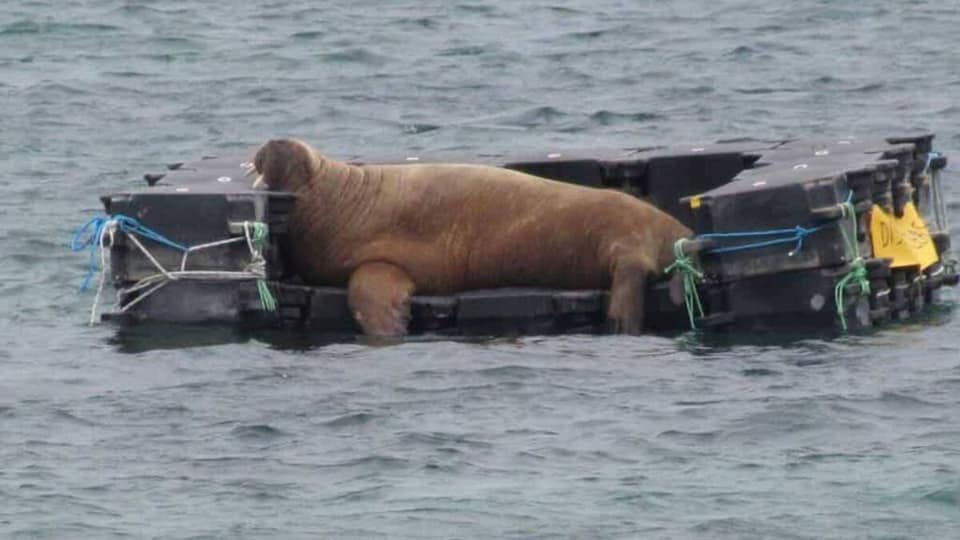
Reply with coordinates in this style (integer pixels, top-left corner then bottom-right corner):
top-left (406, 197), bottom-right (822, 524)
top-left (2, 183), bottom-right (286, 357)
top-left (833, 193), bottom-right (870, 332)
top-left (664, 238), bottom-right (705, 329)
top-left (663, 192), bottom-right (871, 332)
top-left (699, 224), bottom-right (827, 256)
top-left (72, 215), bottom-right (277, 325)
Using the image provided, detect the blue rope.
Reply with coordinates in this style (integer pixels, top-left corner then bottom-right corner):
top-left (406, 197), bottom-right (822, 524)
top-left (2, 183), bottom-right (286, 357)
top-left (696, 191), bottom-right (855, 256)
top-left (699, 224), bottom-right (828, 256)
top-left (113, 215), bottom-right (188, 252)
top-left (71, 215), bottom-right (188, 292)
top-left (70, 216), bottom-right (109, 292)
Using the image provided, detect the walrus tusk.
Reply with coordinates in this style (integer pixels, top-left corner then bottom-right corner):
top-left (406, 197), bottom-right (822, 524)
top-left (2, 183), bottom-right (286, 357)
top-left (242, 162), bottom-right (264, 188)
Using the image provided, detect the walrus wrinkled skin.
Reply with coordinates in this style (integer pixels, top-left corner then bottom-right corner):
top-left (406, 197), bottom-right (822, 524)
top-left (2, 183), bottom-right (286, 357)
top-left (252, 138), bottom-right (691, 337)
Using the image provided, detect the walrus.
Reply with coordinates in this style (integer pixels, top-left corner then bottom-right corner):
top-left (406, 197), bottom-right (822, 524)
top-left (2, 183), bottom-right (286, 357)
top-left (250, 138), bottom-right (691, 336)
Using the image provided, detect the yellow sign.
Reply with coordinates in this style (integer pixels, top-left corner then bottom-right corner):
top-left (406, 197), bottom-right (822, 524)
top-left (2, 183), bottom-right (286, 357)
top-left (689, 196), bottom-right (701, 209)
top-left (869, 202), bottom-right (938, 270)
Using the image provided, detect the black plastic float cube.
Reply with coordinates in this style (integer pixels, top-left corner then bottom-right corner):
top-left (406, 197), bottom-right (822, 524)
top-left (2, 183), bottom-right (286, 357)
top-left (100, 155), bottom-right (295, 324)
top-left (109, 281), bottom-right (264, 324)
top-left (102, 190), bottom-right (293, 284)
top-left (701, 267), bottom-right (872, 333)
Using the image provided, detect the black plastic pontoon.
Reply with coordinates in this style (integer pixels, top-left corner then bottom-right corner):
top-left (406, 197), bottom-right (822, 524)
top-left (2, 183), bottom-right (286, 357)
top-left (86, 134), bottom-right (955, 336)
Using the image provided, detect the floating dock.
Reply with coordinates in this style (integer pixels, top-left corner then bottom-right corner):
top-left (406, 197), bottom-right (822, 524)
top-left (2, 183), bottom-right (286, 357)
top-left (78, 134), bottom-right (955, 336)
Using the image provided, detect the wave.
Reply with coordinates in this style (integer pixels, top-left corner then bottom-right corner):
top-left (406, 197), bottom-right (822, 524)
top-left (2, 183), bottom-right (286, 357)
top-left (590, 110), bottom-right (664, 125)
top-left (0, 21), bottom-right (122, 36)
top-left (318, 48), bottom-right (391, 66)
top-left (230, 424), bottom-right (291, 439)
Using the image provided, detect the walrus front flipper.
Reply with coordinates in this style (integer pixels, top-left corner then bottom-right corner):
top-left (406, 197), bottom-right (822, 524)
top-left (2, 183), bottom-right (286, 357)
top-left (347, 262), bottom-right (416, 337)
top-left (606, 259), bottom-right (648, 335)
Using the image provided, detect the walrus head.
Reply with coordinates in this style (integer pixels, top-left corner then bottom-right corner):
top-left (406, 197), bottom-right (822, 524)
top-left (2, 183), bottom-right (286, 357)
top-left (250, 138), bottom-right (318, 191)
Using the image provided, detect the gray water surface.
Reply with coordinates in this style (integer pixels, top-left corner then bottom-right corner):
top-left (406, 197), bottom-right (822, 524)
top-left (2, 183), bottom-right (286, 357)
top-left (2, 1), bottom-right (959, 538)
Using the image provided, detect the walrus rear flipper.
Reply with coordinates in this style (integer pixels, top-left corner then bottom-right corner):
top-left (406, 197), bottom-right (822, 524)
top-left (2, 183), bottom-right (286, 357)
top-left (347, 262), bottom-right (416, 337)
top-left (607, 259), bottom-right (648, 334)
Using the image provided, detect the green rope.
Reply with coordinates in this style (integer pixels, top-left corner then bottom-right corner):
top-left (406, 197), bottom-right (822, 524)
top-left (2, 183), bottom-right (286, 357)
top-left (258, 280), bottom-right (277, 311)
top-left (833, 199), bottom-right (870, 332)
top-left (248, 221), bottom-right (278, 312)
top-left (664, 238), bottom-right (705, 329)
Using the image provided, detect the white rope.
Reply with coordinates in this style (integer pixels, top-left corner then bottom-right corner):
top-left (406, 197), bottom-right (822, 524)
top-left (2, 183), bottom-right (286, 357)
top-left (932, 170), bottom-right (949, 234)
top-left (243, 221), bottom-right (267, 274)
top-left (89, 222), bottom-right (116, 326)
top-left (125, 233), bottom-right (175, 279)
top-left (926, 167), bottom-right (956, 274)
top-left (180, 237), bottom-right (245, 271)
top-left (118, 280), bottom-right (169, 314)
top-left (87, 219), bottom-right (270, 325)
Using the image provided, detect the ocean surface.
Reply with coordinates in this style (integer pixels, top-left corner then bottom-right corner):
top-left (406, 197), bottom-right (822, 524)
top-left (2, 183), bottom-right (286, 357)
top-left (2, 0), bottom-right (960, 538)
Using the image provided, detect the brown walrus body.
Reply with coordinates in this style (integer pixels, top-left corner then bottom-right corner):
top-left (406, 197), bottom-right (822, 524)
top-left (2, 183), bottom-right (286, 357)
top-left (252, 139), bottom-right (691, 336)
